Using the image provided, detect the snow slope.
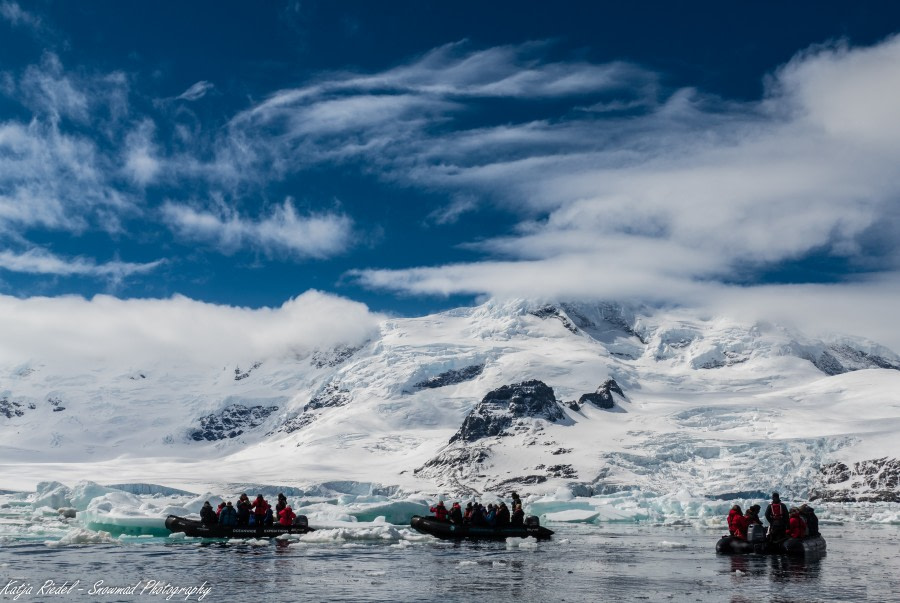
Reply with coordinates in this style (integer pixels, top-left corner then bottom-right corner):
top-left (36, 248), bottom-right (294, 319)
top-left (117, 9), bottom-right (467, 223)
top-left (2, 299), bottom-right (899, 506)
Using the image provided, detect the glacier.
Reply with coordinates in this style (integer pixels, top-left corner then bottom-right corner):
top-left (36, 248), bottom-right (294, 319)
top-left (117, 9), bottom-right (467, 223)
top-left (2, 298), bottom-right (900, 537)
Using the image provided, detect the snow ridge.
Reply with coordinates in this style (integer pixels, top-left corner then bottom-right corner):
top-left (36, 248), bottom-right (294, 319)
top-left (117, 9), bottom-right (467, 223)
top-left (1, 298), bottom-right (900, 506)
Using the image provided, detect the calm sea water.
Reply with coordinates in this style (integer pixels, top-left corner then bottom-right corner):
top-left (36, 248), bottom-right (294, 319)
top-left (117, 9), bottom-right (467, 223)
top-left (2, 523), bottom-right (899, 602)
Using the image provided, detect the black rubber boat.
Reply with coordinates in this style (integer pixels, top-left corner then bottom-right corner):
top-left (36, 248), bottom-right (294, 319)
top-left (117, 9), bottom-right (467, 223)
top-left (716, 534), bottom-right (826, 556)
top-left (165, 514), bottom-right (314, 538)
top-left (410, 515), bottom-right (554, 540)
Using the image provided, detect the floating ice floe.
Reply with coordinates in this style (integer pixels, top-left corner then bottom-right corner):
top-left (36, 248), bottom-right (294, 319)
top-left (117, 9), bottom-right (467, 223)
top-left (45, 527), bottom-right (118, 547)
top-left (658, 541), bottom-right (688, 549)
top-left (506, 538), bottom-right (539, 550)
top-left (543, 509), bottom-right (601, 523)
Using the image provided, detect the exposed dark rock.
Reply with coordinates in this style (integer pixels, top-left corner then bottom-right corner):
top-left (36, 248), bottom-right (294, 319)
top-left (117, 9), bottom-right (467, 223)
top-left (414, 445), bottom-right (491, 475)
top-left (449, 380), bottom-right (564, 443)
top-left (305, 382), bottom-right (351, 411)
top-left (48, 397), bottom-right (65, 412)
top-left (699, 351), bottom-right (749, 370)
top-left (311, 345), bottom-right (361, 369)
top-left (486, 475), bottom-right (549, 490)
top-left (810, 457), bottom-right (900, 502)
top-left (280, 382), bottom-right (351, 433)
top-left (234, 361), bottom-right (262, 381)
top-left (801, 344), bottom-right (900, 376)
top-left (578, 379), bottom-right (625, 409)
top-left (190, 404), bottom-right (279, 441)
top-left (0, 398), bottom-right (25, 419)
top-left (561, 302), bottom-right (648, 344)
top-left (551, 448), bottom-right (572, 455)
top-left (530, 305), bottom-right (579, 334)
top-left (546, 464), bottom-right (577, 478)
top-left (809, 351), bottom-right (844, 376)
top-left (414, 364), bottom-right (484, 390)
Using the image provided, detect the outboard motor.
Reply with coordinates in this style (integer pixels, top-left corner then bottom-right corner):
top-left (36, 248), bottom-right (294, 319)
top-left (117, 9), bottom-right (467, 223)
top-left (525, 515), bottom-right (540, 527)
top-left (293, 515), bottom-right (309, 529)
top-left (747, 524), bottom-right (766, 543)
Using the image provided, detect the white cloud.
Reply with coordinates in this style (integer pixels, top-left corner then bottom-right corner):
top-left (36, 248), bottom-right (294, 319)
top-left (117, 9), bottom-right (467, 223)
top-left (176, 80), bottom-right (214, 102)
top-left (0, 248), bottom-right (163, 281)
top-left (19, 53), bottom-right (91, 123)
top-left (0, 290), bottom-right (383, 367)
top-left (0, 120), bottom-right (135, 235)
top-left (218, 41), bottom-right (655, 177)
top-left (0, 1), bottom-right (41, 29)
top-left (122, 119), bottom-right (161, 185)
top-left (347, 35), bottom-right (900, 302)
top-left (161, 198), bottom-right (355, 259)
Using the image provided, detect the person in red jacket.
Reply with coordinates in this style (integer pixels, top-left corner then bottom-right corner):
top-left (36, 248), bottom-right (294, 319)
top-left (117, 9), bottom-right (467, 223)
top-left (430, 500), bottom-right (448, 521)
top-left (251, 494), bottom-right (270, 527)
top-left (278, 505), bottom-right (296, 526)
top-left (786, 507), bottom-right (807, 539)
top-left (731, 512), bottom-right (750, 540)
top-left (726, 505), bottom-right (743, 536)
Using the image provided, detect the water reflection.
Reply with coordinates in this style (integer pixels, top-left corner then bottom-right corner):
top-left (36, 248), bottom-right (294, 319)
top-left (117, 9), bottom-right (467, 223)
top-left (769, 552), bottom-right (824, 584)
top-left (0, 524), bottom-right (896, 602)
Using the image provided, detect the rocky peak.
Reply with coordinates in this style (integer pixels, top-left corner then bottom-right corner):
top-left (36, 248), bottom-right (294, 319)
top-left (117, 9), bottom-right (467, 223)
top-left (577, 378), bottom-right (626, 409)
top-left (449, 380), bottom-right (564, 443)
top-left (805, 344), bottom-right (900, 376)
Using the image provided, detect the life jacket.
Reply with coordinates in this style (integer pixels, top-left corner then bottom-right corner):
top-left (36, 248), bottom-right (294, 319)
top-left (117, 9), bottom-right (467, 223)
top-left (769, 502), bottom-right (787, 525)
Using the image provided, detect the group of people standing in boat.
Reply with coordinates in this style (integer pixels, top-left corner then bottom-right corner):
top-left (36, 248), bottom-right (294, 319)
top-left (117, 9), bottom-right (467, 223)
top-left (727, 492), bottom-right (820, 542)
top-left (200, 493), bottom-right (297, 528)
top-left (430, 492), bottom-right (526, 528)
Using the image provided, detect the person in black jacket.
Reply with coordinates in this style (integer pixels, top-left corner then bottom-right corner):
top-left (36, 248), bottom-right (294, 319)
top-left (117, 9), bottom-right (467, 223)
top-left (449, 502), bottom-right (463, 524)
top-left (510, 504), bottom-right (524, 526)
top-left (275, 493), bottom-right (288, 517)
top-left (236, 493), bottom-right (252, 526)
top-left (495, 502), bottom-right (510, 528)
top-left (799, 504), bottom-right (820, 537)
top-left (200, 501), bottom-right (218, 526)
top-left (764, 492), bottom-right (789, 541)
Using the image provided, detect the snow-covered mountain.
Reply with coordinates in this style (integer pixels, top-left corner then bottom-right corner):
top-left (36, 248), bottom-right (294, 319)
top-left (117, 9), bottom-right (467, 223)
top-left (2, 299), bottom-right (900, 505)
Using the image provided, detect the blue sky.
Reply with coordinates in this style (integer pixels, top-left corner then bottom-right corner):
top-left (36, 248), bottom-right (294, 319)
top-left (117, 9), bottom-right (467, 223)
top-left (2, 0), bottom-right (900, 338)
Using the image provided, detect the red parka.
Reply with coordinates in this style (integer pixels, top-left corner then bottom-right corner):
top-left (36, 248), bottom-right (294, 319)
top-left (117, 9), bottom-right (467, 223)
top-left (430, 502), bottom-right (448, 521)
top-left (278, 506), bottom-right (296, 526)
top-left (731, 514), bottom-right (749, 540)
top-left (787, 515), bottom-right (807, 539)
top-left (727, 508), bottom-right (742, 535)
top-left (251, 496), bottom-right (269, 517)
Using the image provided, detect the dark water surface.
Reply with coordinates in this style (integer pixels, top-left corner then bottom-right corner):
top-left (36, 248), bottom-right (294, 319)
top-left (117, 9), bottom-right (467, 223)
top-left (2, 523), bottom-right (899, 602)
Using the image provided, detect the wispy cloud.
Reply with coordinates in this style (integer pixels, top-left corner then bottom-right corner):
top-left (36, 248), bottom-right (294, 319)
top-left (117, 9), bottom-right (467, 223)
top-left (122, 119), bottom-right (161, 185)
top-left (0, 1), bottom-right (41, 30)
top-left (161, 198), bottom-right (355, 259)
top-left (0, 120), bottom-right (135, 235)
top-left (0, 248), bottom-right (163, 281)
top-left (344, 35), bottom-right (900, 298)
top-left (176, 80), bottom-right (214, 102)
top-left (218, 41), bottom-right (656, 177)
